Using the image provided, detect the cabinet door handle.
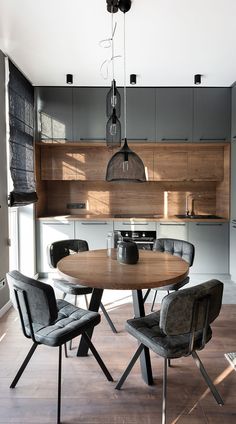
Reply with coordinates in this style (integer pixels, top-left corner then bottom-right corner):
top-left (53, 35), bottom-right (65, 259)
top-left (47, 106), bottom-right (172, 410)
top-left (127, 138), bottom-right (148, 141)
top-left (122, 223), bottom-right (149, 226)
top-left (232, 226), bottom-right (236, 229)
top-left (160, 223), bottom-right (186, 226)
top-left (161, 138), bottom-right (188, 141)
top-left (41, 137), bottom-right (68, 141)
top-left (42, 222), bottom-right (71, 225)
top-left (196, 223), bottom-right (223, 226)
top-left (232, 136), bottom-right (236, 139)
top-left (81, 222), bottom-right (108, 225)
top-left (199, 138), bottom-right (226, 141)
top-left (80, 138), bottom-right (106, 141)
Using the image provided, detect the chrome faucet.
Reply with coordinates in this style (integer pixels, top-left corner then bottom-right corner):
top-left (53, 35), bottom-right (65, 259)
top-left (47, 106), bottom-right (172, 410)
top-left (185, 194), bottom-right (192, 216)
top-left (185, 194), bottom-right (196, 216)
top-left (190, 198), bottom-right (195, 216)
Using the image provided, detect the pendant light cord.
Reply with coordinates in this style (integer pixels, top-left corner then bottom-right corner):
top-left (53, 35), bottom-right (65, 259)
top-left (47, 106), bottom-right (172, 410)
top-left (111, 6), bottom-right (114, 81)
top-left (123, 12), bottom-right (127, 139)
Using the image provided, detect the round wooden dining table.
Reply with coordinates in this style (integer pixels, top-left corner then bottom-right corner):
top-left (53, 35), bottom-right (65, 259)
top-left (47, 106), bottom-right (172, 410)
top-left (57, 248), bottom-right (189, 385)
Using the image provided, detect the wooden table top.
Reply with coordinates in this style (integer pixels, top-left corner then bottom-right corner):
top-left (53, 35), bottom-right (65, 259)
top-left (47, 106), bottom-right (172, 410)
top-left (57, 249), bottom-right (189, 290)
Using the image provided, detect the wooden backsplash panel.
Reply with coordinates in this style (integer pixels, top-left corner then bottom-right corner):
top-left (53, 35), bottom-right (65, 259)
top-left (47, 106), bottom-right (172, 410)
top-left (43, 181), bottom-right (164, 216)
top-left (167, 189), bottom-right (216, 216)
top-left (36, 143), bottom-right (229, 218)
top-left (40, 180), bottom-right (218, 217)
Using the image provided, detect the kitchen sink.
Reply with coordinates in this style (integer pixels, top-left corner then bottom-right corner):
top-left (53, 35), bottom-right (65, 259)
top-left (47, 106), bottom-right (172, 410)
top-left (175, 214), bottom-right (223, 219)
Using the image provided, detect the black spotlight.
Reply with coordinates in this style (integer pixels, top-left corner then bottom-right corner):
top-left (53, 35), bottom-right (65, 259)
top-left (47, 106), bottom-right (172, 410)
top-left (130, 74), bottom-right (137, 85)
top-left (194, 74), bottom-right (201, 85)
top-left (66, 74), bottom-right (73, 84)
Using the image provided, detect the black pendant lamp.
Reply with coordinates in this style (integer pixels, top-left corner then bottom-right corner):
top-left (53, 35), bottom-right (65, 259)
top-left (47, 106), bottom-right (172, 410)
top-left (106, 0), bottom-right (146, 182)
top-left (106, 79), bottom-right (121, 118)
top-left (106, 107), bottom-right (121, 147)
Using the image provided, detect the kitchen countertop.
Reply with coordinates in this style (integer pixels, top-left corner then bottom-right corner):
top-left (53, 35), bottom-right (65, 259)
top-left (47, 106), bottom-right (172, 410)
top-left (37, 214), bottom-right (229, 222)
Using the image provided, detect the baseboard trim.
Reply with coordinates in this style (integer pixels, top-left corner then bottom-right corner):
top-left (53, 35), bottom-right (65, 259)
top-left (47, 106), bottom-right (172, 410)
top-left (0, 300), bottom-right (12, 318)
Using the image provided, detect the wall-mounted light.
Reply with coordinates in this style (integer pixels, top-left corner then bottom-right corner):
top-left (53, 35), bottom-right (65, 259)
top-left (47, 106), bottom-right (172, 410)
top-left (130, 74), bottom-right (137, 85)
top-left (66, 74), bottom-right (73, 84)
top-left (194, 74), bottom-right (201, 85)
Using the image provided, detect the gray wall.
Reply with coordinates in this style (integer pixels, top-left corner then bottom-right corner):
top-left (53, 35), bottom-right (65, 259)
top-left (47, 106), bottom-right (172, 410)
top-left (0, 50), bottom-right (9, 309)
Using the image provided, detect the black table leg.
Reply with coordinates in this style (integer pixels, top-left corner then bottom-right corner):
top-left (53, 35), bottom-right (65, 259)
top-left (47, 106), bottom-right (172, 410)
top-left (132, 290), bottom-right (154, 385)
top-left (76, 288), bottom-right (104, 357)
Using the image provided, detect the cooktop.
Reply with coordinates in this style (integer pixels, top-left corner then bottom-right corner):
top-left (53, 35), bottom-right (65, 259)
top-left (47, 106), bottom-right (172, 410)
top-left (114, 214), bottom-right (163, 218)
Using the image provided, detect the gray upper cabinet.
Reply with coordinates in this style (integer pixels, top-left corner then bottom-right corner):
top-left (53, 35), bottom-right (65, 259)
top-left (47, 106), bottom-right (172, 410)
top-left (73, 87), bottom-right (107, 141)
top-left (156, 88), bottom-right (193, 142)
top-left (231, 86), bottom-right (236, 218)
top-left (35, 87), bottom-right (73, 141)
top-left (231, 142), bottom-right (236, 218)
top-left (124, 88), bottom-right (156, 141)
top-left (231, 85), bottom-right (236, 140)
top-left (193, 87), bottom-right (231, 142)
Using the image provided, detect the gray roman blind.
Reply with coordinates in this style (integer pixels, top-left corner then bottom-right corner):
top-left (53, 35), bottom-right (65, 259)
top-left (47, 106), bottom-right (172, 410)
top-left (8, 60), bottom-right (37, 206)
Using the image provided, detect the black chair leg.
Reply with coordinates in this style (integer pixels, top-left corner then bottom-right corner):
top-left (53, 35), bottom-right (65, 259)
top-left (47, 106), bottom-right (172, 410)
top-left (82, 332), bottom-right (113, 382)
top-left (162, 358), bottom-right (167, 424)
top-left (115, 344), bottom-right (144, 390)
top-left (85, 294), bottom-right (89, 309)
top-left (192, 351), bottom-right (224, 406)
top-left (10, 342), bottom-right (38, 388)
top-left (57, 345), bottom-right (62, 424)
top-left (151, 290), bottom-right (158, 312)
top-left (64, 343), bottom-right (68, 358)
top-left (143, 289), bottom-right (151, 303)
top-left (100, 302), bottom-right (117, 333)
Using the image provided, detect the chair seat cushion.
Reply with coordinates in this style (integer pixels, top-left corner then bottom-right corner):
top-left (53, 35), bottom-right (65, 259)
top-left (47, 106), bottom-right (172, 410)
top-left (27, 299), bottom-right (100, 346)
top-left (53, 278), bottom-right (93, 295)
top-left (126, 311), bottom-right (212, 359)
top-left (155, 277), bottom-right (190, 292)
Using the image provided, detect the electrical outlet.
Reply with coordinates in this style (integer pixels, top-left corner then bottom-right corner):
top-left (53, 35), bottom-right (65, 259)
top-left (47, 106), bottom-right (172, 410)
top-left (67, 203), bottom-right (86, 209)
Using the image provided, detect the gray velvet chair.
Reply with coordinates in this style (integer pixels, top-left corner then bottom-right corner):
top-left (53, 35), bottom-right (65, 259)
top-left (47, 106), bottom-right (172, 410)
top-left (144, 238), bottom-right (195, 311)
top-left (6, 270), bottom-right (113, 424)
top-left (48, 239), bottom-right (117, 334)
top-left (116, 279), bottom-right (224, 424)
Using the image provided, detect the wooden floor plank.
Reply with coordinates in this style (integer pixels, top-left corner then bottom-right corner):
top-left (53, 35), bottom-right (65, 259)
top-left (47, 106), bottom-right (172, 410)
top-left (0, 304), bottom-right (235, 423)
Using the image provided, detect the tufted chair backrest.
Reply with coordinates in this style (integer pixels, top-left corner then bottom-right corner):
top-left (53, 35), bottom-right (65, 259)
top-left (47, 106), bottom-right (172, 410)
top-left (6, 270), bottom-right (58, 329)
top-left (47, 239), bottom-right (89, 268)
top-left (160, 279), bottom-right (223, 336)
top-left (153, 238), bottom-right (195, 267)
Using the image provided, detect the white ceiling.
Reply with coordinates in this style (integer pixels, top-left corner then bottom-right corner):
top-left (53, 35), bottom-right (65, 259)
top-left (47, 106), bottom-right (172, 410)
top-left (0, 0), bottom-right (236, 87)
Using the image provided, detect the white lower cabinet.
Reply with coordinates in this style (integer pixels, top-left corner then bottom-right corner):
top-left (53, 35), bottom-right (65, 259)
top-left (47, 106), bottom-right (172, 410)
top-left (37, 221), bottom-right (75, 273)
top-left (75, 221), bottom-right (113, 250)
top-left (188, 222), bottom-right (229, 274)
top-left (157, 222), bottom-right (188, 240)
top-left (36, 219), bottom-right (229, 275)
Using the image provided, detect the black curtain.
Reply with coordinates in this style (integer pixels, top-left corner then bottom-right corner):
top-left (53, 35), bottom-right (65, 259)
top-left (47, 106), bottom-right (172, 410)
top-left (8, 60), bottom-right (37, 206)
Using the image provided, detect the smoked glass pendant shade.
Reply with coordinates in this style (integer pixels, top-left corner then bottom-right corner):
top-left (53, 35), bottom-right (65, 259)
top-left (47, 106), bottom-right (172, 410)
top-left (106, 108), bottom-right (121, 147)
top-left (106, 138), bottom-right (146, 182)
top-left (106, 80), bottom-right (121, 117)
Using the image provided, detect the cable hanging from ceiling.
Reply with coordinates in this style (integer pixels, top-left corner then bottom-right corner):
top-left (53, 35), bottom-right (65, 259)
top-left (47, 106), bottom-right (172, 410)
top-left (99, 1), bottom-right (121, 148)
